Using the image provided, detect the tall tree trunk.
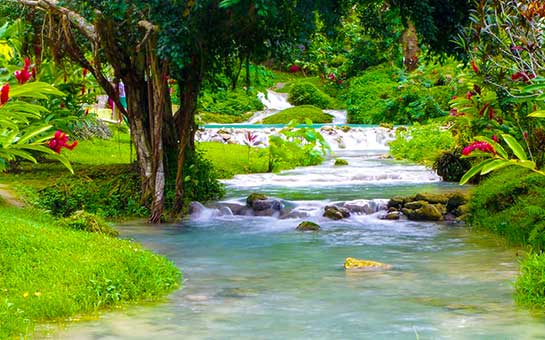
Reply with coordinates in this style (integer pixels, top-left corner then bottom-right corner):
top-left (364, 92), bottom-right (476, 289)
top-left (173, 56), bottom-right (203, 215)
top-left (402, 20), bottom-right (420, 72)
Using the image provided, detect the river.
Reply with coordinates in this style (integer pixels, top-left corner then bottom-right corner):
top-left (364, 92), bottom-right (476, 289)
top-left (51, 127), bottom-right (545, 339)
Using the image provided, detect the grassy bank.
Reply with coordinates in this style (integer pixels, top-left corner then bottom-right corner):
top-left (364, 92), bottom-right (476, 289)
top-left (0, 203), bottom-right (181, 339)
top-left (467, 167), bottom-right (545, 308)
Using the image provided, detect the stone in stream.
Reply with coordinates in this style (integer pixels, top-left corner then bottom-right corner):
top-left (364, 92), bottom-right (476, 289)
top-left (323, 205), bottom-right (351, 220)
top-left (344, 257), bottom-right (392, 270)
top-left (296, 221), bottom-right (321, 231)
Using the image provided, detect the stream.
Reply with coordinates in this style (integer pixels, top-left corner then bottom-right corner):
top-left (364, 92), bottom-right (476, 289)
top-left (49, 125), bottom-right (545, 339)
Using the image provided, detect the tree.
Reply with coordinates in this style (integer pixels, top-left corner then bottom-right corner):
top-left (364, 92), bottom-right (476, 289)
top-left (7, 0), bottom-right (329, 222)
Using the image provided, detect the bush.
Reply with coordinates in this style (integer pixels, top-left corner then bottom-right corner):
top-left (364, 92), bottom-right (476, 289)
top-left (388, 123), bottom-right (455, 165)
top-left (198, 89), bottom-right (264, 116)
top-left (433, 150), bottom-right (471, 182)
top-left (468, 167), bottom-right (545, 250)
top-left (346, 65), bottom-right (398, 124)
top-left (288, 82), bottom-right (335, 109)
top-left (36, 165), bottom-right (148, 218)
top-left (59, 210), bottom-right (119, 237)
top-left (262, 105), bottom-right (333, 124)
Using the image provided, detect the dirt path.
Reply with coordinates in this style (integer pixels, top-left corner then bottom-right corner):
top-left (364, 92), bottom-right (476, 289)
top-left (0, 184), bottom-right (25, 207)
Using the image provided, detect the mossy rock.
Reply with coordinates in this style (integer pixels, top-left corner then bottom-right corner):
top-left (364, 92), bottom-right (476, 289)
top-left (59, 210), bottom-right (119, 237)
top-left (334, 158), bottom-right (349, 166)
top-left (414, 192), bottom-right (449, 204)
top-left (408, 203), bottom-right (444, 221)
top-left (323, 205), bottom-right (351, 220)
top-left (296, 221), bottom-right (321, 231)
top-left (246, 193), bottom-right (268, 207)
top-left (344, 257), bottom-right (392, 270)
top-left (262, 105), bottom-right (333, 124)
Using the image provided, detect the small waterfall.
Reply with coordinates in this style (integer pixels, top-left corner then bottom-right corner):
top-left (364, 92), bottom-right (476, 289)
top-left (257, 90), bottom-right (292, 110)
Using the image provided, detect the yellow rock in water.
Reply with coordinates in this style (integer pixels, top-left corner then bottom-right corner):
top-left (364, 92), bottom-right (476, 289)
top-left (344, 257), bottom-right (392, 270)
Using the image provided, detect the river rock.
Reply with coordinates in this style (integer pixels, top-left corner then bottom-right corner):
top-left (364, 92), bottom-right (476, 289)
top-left (404, 200), bottom-right (426, 210)
top-left (414, 192), bottom-right (449, 204)
top-left (407, 202), bottom-right (444, 221)
top-left (296, 221), bottom-right (321, 231)
top-left (246, 193), bottom-right (284, 215)
top-left (446, 192), bottom-right (470, 211)
top-left (280, 211), bottom-right (309, 219)
top-left (334, 158), bottom-right (349, 166)
top-left (388, 196), bottom-right (414, 209)
top-left (219, 202), bottom-right (249, 215)
top-left (380, 211), bottom-right (401, 220)
top-left (344, 257), bottom-right (392, 270)
top-left (189, 201), bottom-right (207, 216)
top-left (323, 205), bottom-right (351, 220)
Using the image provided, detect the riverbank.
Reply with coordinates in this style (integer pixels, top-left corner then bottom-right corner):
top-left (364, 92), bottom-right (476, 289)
top-left (0, 203), bottom-right (181, 339)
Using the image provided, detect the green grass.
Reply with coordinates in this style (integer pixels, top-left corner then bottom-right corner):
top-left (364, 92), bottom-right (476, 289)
top-left (197, 112), bottom-right (253, 124)
top-left (0, 203), bottom-right (181, 339)
top-left (262, 105), bottom-right (333, 124)
top-left (198, 142), bottom-right (269, 178)
top-left (467, 167), bottom-right (545, 308)
top-left (65, 129), bottom-right (134, 165)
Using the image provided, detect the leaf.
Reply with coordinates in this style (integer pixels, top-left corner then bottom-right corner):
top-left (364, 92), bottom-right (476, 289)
top-left (529, 110), bottom-right (545, 118)
top-left (16, 125), bottom-right (52, 145)
top-left (516, 160), bottom-right (537, 170)
top-left (501, 134), bottom-right (527, 161)
top-left (459, 159), bottom-right (495, 185)
top-left (9, 82), bottom-right (65, 99)
top-left (480, 159), bottom-right (512, 175)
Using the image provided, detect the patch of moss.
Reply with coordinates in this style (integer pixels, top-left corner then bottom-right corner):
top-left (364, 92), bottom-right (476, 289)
top-left (334, 158), bottom-right (349, 166)
top-left (288, 82), bottom-right (335, 109)
top-left (262, 105), bottom-right (333, 124)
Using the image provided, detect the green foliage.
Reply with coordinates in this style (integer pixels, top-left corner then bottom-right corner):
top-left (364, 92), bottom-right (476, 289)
top-left (197, 112), bottom-right (253, 124)
top-left (288, 82), bottom-right (334, 109)
top-left (347, 61), bottom-right (462, 124)
top-left (334, 158), bottom-right (348, 166)
top-left (177, 149), bottom-right (225, 208)
top-left (36, 165), bottom-right (147, 218)
top-left (268, 120), bottom-right (330, 172)
top-left (0, 205), bottom-right (180, 339)
top-left (59, 210), bottom-right (119, 237)
top-left (262, 105), bottom-right (333, 124)
top-left (198, 142), bottom-right (269, 178)
top-left (346, 65), bottom-right (399, 124)
top-left (467, 167), bottom-right (545, 250)
top-left (388, 123), bottom-right (455, 165)
top-left (515, 252), bottom-right (545, 308)
top-left (198, 89), bottom-right (264, 116)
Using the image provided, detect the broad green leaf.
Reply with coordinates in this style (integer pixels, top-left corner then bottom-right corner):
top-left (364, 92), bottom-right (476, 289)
top-left (9, 82), bottom-right (65, 99)
top-left (17, 125), bottom-right (52, 145)
top-left (516, 160), bottom-right (537, 170)
top-left (480, 159), bottom-right (512, 175)
top-left (460, 159), bottom-right (495, 185)
top-left (46, 153), bottom-right (74, 174)
top-left (2, 149), bottom-right (37, 163)
top-left (501, 134), bottom-right (527, 161)
top-left (529, 110), bottom-right (545, 118)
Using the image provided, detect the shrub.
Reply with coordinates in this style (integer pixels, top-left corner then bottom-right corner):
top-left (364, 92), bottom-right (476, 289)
top-left (36, 165), bottom-right (148, 218)
top-left (388, 123), bottom-right (455, 165)
top-left (346, 65), bottom-right (398, 124)
top-left (288, 82), bottom-right (334, 109)
top-left (262, 105), bottom-right (333, 124)
top-left (59, 210), bottom-right (119, 237)
top-left (198, 89), bottom-right (264, 116)
top-left (433, 150), bottom-right (471, 182)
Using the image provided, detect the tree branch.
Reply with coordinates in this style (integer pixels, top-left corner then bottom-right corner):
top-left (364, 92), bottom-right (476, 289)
top-left (12, 0), bottom-right (97, 41)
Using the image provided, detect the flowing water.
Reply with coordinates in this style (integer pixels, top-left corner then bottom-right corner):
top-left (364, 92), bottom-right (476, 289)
top-left (50, 128), bottom-right (545, 339)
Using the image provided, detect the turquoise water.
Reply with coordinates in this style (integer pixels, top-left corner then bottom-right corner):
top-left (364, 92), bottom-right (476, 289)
top-left (202, 123), bottom-right (382, 129)
top-left (51, 148), bottom-right (545, 339)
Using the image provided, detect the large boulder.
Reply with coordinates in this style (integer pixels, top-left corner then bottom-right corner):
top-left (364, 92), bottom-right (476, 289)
top-left (323, 205), bottom-right (351, 220)
top-left (414, 192), bottom-right (449, 204)
top-left (246, 193), bottom-right (283, 211)
top-left (407, 202), bottom-right (444, 221)
top-left (296, 221), bottom-right (321, 231)
top-left (446, 192), bottom-right (470, 211)
top-left (344, 257), bottom-right (392, 270)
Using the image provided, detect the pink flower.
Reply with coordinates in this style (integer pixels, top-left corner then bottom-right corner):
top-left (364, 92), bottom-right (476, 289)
top-left (492, 135), bottom-right (498, 143)
top-left (48, 130), bottom-right (78, 154)
top-left (0, 84), bottom-right (9, 105)
top-left (466, 91), bottom-right (474, 100)
top-left (462, 141), bottom-right (496, 156)
top-left (243, 131), bottom-right (259, 146)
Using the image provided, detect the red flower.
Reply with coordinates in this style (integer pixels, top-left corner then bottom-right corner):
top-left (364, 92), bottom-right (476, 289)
top-left (48, 130), bottom-right (78, 154)
top-left (466, 91), bottom-right (474, 100)
top-left (0, 84), bottom-right (9, 105)
top-left (523, 131), bottom-right (529, 140)
top-left (243, 131), bottom-right (259, 146)
top-left (14, 58), bottom-right (32, 84)
top-left (328, 73), bottom-right (336, 81)
top-left (511, 71), bottom-right (535, 83)
top-left (462, 141), bottom-right (496, 156)
top-left (492, 135), bottom-right (498, 143)
top-left (82, 68), bottom-right (88, 77)
top-left (289, 65), bottom-right (301, 73)
top-left (471, 60), bottom-right (479, 73)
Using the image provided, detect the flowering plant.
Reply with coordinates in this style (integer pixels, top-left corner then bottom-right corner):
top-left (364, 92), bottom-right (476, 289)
top-left (459, 134), bottom-right (544, 184)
